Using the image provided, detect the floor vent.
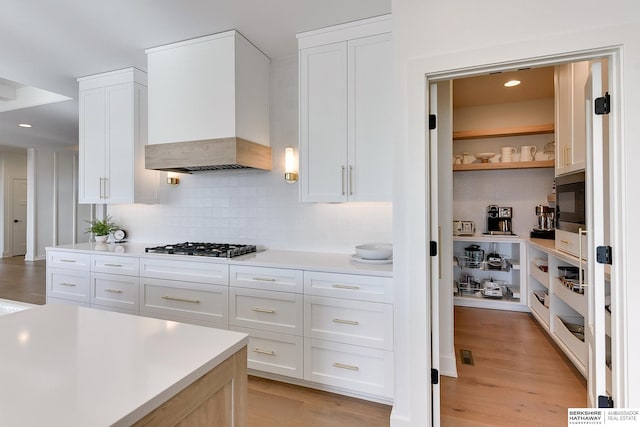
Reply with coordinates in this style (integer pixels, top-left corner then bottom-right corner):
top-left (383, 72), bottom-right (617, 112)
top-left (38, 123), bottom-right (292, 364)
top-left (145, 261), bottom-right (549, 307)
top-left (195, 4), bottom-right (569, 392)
top-left (460, 349), bottom-right (474, 365)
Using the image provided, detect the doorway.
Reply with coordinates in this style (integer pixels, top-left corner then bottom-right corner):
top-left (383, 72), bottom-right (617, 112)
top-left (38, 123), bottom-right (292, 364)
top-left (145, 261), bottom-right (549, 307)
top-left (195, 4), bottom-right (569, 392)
top-left (428, 51), bottom-right (617, 425)
top-left (11, 178), bottom-right (27, 256)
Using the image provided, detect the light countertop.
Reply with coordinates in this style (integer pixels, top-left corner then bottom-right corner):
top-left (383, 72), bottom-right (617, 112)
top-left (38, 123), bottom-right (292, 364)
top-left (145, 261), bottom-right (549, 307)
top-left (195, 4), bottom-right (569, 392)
top-left (0, 304), bottom-right (248, 427)
top-left (46, 243), bottom-right (393, 277)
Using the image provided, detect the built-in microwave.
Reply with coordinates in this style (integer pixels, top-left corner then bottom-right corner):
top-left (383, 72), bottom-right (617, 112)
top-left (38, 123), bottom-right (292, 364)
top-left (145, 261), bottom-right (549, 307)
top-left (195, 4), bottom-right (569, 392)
top-left (555, 171), bottom-right (586, 233)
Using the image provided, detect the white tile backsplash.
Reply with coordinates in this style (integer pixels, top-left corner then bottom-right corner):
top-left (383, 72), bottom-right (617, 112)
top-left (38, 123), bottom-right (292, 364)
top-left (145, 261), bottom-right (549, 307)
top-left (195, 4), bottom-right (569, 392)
top-left (108, 56), bottom-right (393, 253)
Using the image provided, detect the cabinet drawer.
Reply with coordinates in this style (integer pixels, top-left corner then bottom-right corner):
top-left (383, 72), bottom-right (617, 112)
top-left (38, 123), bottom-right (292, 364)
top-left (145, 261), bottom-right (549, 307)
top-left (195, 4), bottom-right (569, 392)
top-left (555, 229), bottom-right (587, 259)
top-left (552, 277), bottom-right (586, 317)
top-left (230, 265), bottom-right (303, 293)
top-left (553, 315), bottom-right (586, 369)
top-left (91, 255), bottom-right (139, 276)
top-left (140, 277), bottom-right (228, 327)
top-left (304, 271), bottom-right (392, 303)
top-left (304, 296), bottom-right (393, 350)
top-left (140, 258), bottom-right (228, 285)
top-left (46, 296), bottom-right (90, 308)
top-left (91, 272), bottom-right (139, 311)
top-left (304, 338), bottom-right (393, 399)
top-left (229, 288), bottom-right (303, 335)
top-left (230, 326), bottom-right (303, 379)
top-left (47, 251), bottom-right (91, 271)
top-left (529, 262), bottom-right (549, 289)
top-left (47, 268), bottom-right (91, 303)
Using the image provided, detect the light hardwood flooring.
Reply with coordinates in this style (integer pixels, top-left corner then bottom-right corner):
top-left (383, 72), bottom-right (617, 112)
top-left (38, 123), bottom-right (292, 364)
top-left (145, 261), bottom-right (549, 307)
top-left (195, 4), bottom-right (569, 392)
top-left (441, 306), bottom-right (587, 426)
top-left (1, 257), bottom-right (586, 426)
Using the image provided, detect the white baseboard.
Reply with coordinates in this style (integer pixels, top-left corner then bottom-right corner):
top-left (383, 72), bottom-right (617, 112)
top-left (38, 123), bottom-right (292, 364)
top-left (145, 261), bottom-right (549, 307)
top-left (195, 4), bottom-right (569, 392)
top-left (390, 409), bottom-right (412, 427)
top-left (440, 352), bottom-right (458, 378)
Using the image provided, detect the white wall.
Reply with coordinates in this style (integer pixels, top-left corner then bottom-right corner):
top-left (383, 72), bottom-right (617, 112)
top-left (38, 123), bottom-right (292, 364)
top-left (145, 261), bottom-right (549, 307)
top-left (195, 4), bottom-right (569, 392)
top-left (0, 151), bottom-right (27, 257)
top-left (392, 1), bottom-right (640, 425)
top-left (108, 56), bottom-right (393, 253)
top-left (26, 148), bottom-right (90, 261)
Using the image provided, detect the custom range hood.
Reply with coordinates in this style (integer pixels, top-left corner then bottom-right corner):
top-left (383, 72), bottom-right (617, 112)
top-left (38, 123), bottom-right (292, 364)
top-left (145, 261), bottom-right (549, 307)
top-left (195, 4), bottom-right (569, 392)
top-left (145, 30), bottom-right (272, 173)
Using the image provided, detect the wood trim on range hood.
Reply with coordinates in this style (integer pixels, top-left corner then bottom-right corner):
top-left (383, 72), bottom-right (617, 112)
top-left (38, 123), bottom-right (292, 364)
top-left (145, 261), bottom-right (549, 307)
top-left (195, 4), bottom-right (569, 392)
top-left (145, 138), bottom-right (272, 173)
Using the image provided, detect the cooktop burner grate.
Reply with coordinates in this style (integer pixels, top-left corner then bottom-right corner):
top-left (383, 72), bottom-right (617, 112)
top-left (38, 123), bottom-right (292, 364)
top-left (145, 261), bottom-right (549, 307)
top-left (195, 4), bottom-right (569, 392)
top-left (144, 242), bottom-right (257, 258)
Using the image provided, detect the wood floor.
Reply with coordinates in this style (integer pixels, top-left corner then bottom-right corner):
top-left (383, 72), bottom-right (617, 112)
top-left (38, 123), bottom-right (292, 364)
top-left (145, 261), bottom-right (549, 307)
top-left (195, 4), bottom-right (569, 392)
top-left (441, 307), bottom-right (587, 426)
top-left (1, 257), bottom-right (586, 426)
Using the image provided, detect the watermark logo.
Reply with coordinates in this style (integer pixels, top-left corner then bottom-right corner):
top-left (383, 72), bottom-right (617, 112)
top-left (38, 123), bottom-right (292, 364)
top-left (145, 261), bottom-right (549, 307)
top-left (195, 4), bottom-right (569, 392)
top-left (568, 409), bottom-right (640, 425)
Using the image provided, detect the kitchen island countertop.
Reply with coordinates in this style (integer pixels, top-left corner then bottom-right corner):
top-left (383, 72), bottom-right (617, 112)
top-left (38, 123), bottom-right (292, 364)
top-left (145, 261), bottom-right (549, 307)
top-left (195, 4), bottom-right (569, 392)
top-left (0, 304), bottom-right (248, 427)
top-left (47, 242), bottom-right (393, 277)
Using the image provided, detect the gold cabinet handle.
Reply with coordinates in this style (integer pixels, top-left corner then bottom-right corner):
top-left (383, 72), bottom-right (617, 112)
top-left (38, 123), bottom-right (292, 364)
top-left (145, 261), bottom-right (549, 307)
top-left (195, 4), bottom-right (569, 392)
top-left (341, 166), bottom-right (346, 195)
top-left (332, 284), bottom-right (360, 290)
top-left (252, 277), bottom-right (276, 282)
top-left (333, 362), bottom-right (359, 371)
top-left (104, 263), bottom-right (123, 268)
top-left (59, 282), bottom-right (77, 287)
top-left (60, 259), bottom-right (77, 263)
top-left (349, 165), bottom-right (353, 195)
top-left (332, 318), bottom-right (359, 326)
top-left (560, 239), bottom-right (570, 244)
top-left (105, 288), bottom-right (123, 294)
top-left (253, 348), bottom-right (276, 356)
top-left (162, 295), bottom-right (200, 304)
top-left (252, 307), bottom-right (275, 314)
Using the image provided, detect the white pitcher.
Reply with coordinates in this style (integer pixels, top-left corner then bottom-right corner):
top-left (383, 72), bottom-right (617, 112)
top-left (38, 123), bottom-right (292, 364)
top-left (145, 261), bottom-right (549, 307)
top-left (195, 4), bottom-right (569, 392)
top-left (500, 146), bottom-right (517, 163)
top-left (520, 145), bottom-right (537, 162)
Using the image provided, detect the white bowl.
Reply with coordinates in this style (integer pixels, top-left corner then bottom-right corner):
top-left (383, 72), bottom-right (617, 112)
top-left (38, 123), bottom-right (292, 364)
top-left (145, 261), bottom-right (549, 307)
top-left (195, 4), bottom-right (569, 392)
top-left (355, 243), bottom-right (393, 260)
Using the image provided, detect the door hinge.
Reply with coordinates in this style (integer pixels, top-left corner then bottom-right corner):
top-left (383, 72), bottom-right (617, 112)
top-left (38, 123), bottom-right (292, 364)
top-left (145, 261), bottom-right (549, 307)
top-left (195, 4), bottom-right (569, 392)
top-left (428, 114), bottom-right (437, 130)
top-left (431, 368), bottom-right (439, 385)
top-left (595, 92), bottom-right (611, 115)
top-left (430, 241), bottom-right (438, 256)
top-left (596, 246), bottom-right (613, 265)
top-left (598, 395), bottom-right (614, 408)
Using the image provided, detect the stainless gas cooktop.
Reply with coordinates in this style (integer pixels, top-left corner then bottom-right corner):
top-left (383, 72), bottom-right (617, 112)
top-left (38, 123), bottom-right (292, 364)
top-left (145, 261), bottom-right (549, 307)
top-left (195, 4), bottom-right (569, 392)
top-left (144, 242), bottom-right (257, 258)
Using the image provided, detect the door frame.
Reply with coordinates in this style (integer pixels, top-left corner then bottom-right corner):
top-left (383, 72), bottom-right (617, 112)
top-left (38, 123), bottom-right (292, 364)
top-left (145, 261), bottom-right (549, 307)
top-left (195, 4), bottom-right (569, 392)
top-left (399, 45), bottom-right (625, 425)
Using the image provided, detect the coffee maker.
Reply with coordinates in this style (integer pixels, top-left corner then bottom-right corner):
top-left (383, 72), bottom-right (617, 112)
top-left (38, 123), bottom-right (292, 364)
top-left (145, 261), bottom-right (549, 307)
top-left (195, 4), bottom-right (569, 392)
top-left (485, 205), bottom-right (513, 235)
top-left (530, 205), bottom-right (555, 239)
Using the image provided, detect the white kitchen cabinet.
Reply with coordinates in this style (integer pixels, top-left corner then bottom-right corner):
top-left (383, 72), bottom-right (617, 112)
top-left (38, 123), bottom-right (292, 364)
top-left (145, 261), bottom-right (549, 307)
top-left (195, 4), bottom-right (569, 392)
top-left (555, 61), bottom-right (589, 176)
top-left (46, 250), bottom-right (91, 305)
top-left (78, 68), bottom-right (158, 204)
top-left (229, 287), bottom-right (303, 335)
top-left (298, 16), bottom-right (392, 202)
top-left (91, 272), bottom-right (139, 314)
top-left (453, 236), bottom-right (527, 312)
top-left (146, 31), bottom-right (270, 147)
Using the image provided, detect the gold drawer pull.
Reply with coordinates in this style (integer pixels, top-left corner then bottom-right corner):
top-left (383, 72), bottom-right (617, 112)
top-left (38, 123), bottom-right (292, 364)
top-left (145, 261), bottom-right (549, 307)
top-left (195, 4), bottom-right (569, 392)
top-left (253, 348), bottom-right (276, 356)
top-left (104, 263), bottom-right (123, 267)
top-left (252, 307), bottom-right (276, 314)
top-left (333, 318), bottom-right (359, 326)
top-left (162, 295), bottom-right (200, 304)
top-left (252, 277), bottom-right (276, 282)
top-left (333, 362), bottom-right (359, 372)
top-left (59, 282), bottom-right (77, 287)
top-left (333, 284), bottom-right (360, 290)
top-left (105, 288), bottom-right (123, 294)
top-left (60, 259), bottom-right (77, 263)
top-left (560, 240), bottom-right (570, 244)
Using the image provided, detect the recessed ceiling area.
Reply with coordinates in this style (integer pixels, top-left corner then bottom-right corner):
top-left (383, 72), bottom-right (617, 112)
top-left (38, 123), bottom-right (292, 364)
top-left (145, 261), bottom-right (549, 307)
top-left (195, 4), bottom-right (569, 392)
top-left (453, 67), bottom-right (555, 108)
top-left (0, 77), bottom-right (71, 113)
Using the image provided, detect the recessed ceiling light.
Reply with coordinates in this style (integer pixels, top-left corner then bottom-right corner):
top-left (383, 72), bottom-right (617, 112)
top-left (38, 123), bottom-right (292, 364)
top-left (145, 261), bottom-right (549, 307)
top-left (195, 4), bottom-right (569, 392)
top-left (504, 80), bottom-right (521, 87)
top-left (18, 123), bottom-right (32, 128)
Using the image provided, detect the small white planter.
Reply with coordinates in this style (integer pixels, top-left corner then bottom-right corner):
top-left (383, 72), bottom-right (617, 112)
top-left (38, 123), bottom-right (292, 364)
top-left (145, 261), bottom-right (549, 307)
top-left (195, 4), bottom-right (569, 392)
top-left (94, 235), bottom-right (109, 243)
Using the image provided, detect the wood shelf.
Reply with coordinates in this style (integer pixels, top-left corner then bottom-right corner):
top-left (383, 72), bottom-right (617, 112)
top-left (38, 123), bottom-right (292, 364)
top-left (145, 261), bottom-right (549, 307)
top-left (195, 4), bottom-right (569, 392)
top-left (453, 123), bottom-right (555, 140)
top-left (453, 160), bottom-right (554, 171)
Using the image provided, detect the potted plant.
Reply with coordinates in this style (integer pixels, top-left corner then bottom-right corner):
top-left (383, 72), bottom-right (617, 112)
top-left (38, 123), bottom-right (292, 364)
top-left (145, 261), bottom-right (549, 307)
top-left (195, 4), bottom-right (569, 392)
top-left (85, 216), bottom-right (118, 243)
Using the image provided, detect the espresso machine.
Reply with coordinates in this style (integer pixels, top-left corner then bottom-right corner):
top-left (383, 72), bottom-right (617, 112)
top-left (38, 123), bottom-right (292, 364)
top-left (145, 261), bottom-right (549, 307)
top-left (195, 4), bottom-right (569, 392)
top-left (530, 205), bottom-right (555, 239)
top-left (485, 205), bottom-right (514, 235)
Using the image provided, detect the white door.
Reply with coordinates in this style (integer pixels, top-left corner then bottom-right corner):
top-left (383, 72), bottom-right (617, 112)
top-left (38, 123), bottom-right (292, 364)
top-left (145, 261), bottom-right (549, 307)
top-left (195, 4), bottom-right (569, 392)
top-left (584, 60), bottom-right (608, 407)
top-left (429, 82), bottom-right (441, 425)
top-left (11, 178), bottom-right (27, 256)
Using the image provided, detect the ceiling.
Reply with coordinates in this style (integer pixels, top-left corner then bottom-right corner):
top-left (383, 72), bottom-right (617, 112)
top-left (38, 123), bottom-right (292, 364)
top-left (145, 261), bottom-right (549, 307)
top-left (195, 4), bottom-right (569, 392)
top-left (453, 67), bottom-right (555, 108)
top-left (0, 0), bottom-right (390, 150)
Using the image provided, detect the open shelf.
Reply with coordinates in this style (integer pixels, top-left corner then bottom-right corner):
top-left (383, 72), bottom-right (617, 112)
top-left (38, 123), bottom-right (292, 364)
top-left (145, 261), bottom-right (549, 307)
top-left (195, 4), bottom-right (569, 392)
top-left (453, 160), bottom-right (554, 171)
top-left (452, 123), bottom-right (555, 140)
top-left (529, 291), bottom-right (550, 329)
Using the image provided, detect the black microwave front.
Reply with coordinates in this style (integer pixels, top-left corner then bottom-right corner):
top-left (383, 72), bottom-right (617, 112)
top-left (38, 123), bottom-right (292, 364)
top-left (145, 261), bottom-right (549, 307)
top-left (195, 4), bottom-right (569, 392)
top-left (556, 171), bottom-right (586, 233)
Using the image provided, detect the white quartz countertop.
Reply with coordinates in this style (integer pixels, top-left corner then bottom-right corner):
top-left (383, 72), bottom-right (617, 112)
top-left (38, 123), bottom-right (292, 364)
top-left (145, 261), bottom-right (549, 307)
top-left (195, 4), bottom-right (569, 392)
top-left (46, 243), bottom-right (393, 277)
top-left (0, 304), bottom-right (248, 427)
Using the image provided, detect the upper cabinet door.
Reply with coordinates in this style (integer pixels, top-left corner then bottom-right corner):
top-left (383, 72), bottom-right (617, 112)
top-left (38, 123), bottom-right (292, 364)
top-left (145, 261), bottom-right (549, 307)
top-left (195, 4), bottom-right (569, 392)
top-left (106, 83), bottom-right (135, 203)
top-left (78, 87), bottom-right (107, 204)
top-left (555, 61), bottom-right (589, 176)
top-left (299, 42), bottom-right (349, 202)
top-left (347, 33), bottom-right (392, 202)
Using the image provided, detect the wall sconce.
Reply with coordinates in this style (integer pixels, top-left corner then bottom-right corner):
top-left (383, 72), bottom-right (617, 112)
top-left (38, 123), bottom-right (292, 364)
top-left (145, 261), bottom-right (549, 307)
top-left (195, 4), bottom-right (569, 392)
top-left (167, 172), bottom-right (180, 186)
top-left (284, 147), bottom-right (298, 184)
